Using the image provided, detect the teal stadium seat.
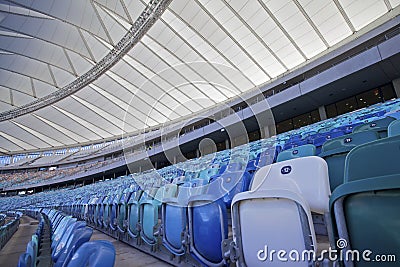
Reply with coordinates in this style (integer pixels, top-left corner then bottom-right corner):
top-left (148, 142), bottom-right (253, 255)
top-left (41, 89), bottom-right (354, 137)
top-left (319, 131), bottom-right (379, 191)
top-left (139, 184), bottom-right (176, 245)
top-left (127, 187), bottom-right (143, 239)
top-left (388, 119), bottom-right (400, 137)
top-left (117, 188), bottom-right (132, 234)
top-left (330, 135), bottom-right (400, 267)
top-left (276, 144), bottom-right (316, 162)
top-left (352, 117), bottom-right (395, 138)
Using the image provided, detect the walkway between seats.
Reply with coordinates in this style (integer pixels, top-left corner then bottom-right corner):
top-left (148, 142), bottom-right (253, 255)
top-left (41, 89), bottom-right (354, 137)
top-left (0, 215), bottom-right (38, 266)
top-left (90, 230), bottom-right (173, 267)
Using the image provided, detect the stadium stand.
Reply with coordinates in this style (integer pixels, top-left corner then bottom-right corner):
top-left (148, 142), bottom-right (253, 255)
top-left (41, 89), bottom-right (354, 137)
top-left (0, 98), bottom-right (399, 266)
top-left (1, 1), bottom-right (400, 266)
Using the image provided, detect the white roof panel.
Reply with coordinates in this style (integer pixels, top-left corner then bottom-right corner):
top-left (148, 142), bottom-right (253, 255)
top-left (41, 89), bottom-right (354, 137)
top-left (0, 0), bottom-right (397, 153)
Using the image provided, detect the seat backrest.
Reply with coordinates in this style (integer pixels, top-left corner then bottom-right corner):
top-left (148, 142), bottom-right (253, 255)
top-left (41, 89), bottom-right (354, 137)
top-left (320, 131), bottom-right (379, 156)
top-left (26, 241), bottom-right (35, 266)
top-left (207, 171), bottom-right (252, 207)
top-left (171, 179), bottom-right (208, 206)
top-left (53, 227), bottom-right (93, 267)
top-left (151, 184), bottom-right (177, 203)
top-left (353, 117), bottom-right (395, 138)
top-left (277, 144), bottom-right (316, 163)
top-left (251, 156), bottom-right (330, 214)
top-left (52, 221), bottom-right (86, 261)
top-left (18, 253), bottom-right (32, 267)
top-left (66, 240), bottom-right (115, 267)
top-left (388, 119), bottom-right (400, 137)
top-left (345, 135), bottom-right (400, 182)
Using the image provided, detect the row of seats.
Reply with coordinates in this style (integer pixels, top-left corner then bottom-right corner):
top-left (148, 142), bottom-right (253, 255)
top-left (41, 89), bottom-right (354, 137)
top-left (61, 163), bottom-right (254, 266)
top-left (2, 99), bottom-right (400, 266)
top-left (2, 97), bottom-right (400, 190)
top-left (63, 117), bottom-right (400, 266)
top-left (0, 211), bottom-right (21, 249)
top-left (18, 209), bottom-right (116, 267)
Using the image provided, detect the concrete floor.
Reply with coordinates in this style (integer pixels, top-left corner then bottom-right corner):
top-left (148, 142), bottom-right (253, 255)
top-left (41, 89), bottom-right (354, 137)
top-left (0, 216), bottom-right (38, 267)
top-left (90, 230), bottom-right (173, 267)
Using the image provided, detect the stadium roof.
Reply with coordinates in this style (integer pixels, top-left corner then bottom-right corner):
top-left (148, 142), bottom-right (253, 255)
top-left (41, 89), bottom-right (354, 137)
top-left (0, 0), bottom-right (399, 154)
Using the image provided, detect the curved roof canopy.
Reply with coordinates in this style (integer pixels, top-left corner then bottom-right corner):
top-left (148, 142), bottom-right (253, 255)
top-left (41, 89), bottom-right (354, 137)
top-left (0, 0), bottom-right (399, 154)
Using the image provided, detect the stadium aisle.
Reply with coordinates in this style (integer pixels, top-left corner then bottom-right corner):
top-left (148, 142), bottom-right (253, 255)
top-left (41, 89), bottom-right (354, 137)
top-left (0, 215), bottom-right (38, 266)
top-left (90, 230), bottom-right (173, 267)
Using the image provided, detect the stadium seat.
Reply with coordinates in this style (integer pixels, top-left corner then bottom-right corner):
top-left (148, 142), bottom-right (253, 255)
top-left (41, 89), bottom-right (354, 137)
top-left (52, 217), bottom-right (77, 250)
top-left (198, 167), bottom-right (219, 180)
top-left (139, 184), bottom-right (176, 245)
top-left (276, 144), bottom-right (316, 162)
top-left (18, 253), bottom-right (32, 267)
top-left (109, 192), bottom-right (121, 232)
top-left (353, 117), bottom-right (395, 138)
top-left (319, 131), bottom-right (379, 191)
top-left (330, 135), bottom-right (400, 266)
top-left (117, 188), bottom-right (132, 233)
top-left (52, 221), bottom-right (86, 263)
top-left (388, 119), bottom-right (400, 136)
top-left (127, 187), bottom-right (143, 239)
top-left (53, 227), bottom-right (93, 267)
top-left (66, 240), bottom-right (116, 267)
top-left (187, 170), bottom-right (252, 267)
top-left (162, 179), bottom-right (208, 256)
top-left (31, 234), bottom-right (39, 266)
top-left (225, 157), bottom-right (330, 266)
top-left (95, 196), bottom-right (105, 228)
top-left (26, 240), bottom-right (36, 267)
top-left (102, 195), bottom-right (111, 229)
top-left (256, 146), bottom-right (280, 167)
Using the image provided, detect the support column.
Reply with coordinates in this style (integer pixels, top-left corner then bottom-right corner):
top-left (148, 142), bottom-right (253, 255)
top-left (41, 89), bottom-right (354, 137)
top-left (319, 106), bottom-right (327, 121)
top-left (392, 78), bottom-right (400, 98)
top-left (225, 139), bottom-right (230, 150)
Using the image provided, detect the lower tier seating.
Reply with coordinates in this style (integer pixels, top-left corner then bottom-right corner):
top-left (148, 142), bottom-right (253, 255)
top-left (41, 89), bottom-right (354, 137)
top-left (17, 209), bottom-right (115, 267)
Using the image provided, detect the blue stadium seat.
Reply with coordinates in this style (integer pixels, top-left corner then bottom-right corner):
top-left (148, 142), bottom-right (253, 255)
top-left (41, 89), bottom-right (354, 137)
top-left (109, 192), bottom-right (121, 232)
top-left (319, 131), bottom-right (379, 191)
top-left (256, 145), bottom-right (280, 167)
top-left (53, 227), bottom-right (93, 267)
top-left (66, 240), bottom-right (116, 267)
top-left (95, 196), bottom-right (105, 228)
top-left (139, 184), bottom-right (176, 245)
top-left (117, 188), bottom-right (132, 233)
top-left (162, 179), bottom-right (208, 256)
top-left (187, 170), bottom-right (252, 266)
top-left (276, 144), bottom-right (316, 162)
top-left (52, 217), bottom-right (77, 251)
top-left (127, 187), bottom-right (143, 239)
top-left (52, 221), bottom-right (86, 263)
top-left (330, 135), bottom-right (400, 266)
top-left (26, 241), bottom-right (36, 267)
top-left (18, 253), bottom-right (32, 267)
